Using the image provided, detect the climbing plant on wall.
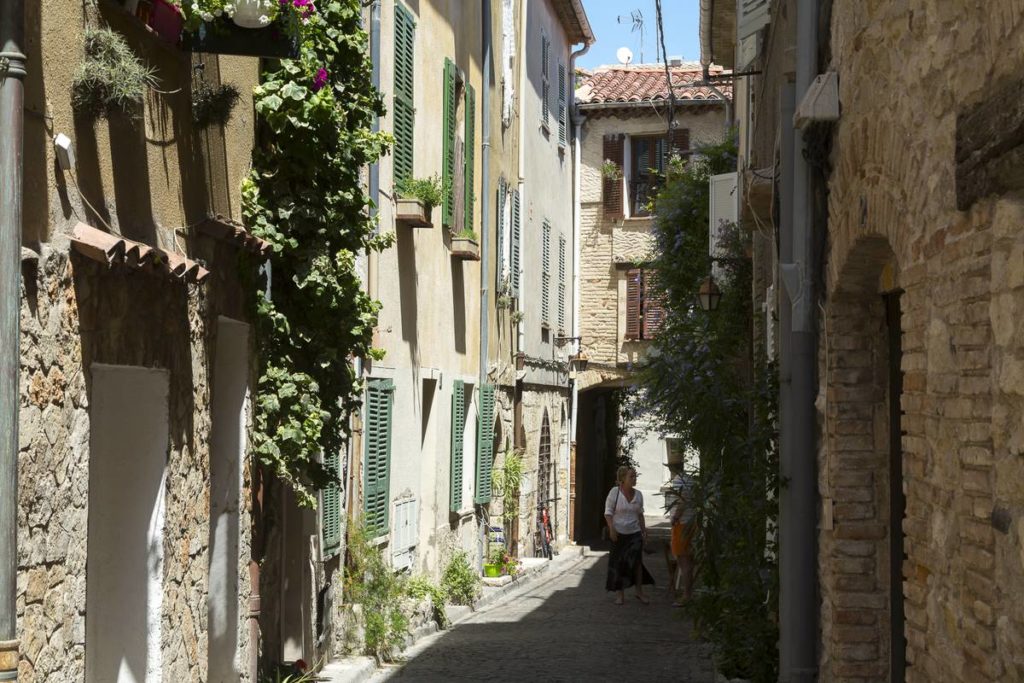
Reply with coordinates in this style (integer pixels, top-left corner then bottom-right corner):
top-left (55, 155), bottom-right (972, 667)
top-left (639, 136), bottom-right (780, 682)
top-left (243, 0), bottom-right (393, 507)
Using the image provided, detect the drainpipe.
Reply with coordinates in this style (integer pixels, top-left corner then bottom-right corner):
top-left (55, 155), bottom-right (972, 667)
top-left (778, 0), bottom-right (819, 678)
top-left (568, 41), bottom-right (590, 524)
top-left (479, 0), bottom-right (492, 389)
top-left (0, 0), bottom-right (25, 678)
top-left (515, 0), bottom-right (528, 355)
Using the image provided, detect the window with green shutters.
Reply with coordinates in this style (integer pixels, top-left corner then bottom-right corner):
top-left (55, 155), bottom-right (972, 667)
top-left (363, 378), bottom-right (395, 537)
top-left (450, 380), bottom-right (466, 512)
top-left (321, 448), bottom-right (342, 557)
top-left (474, 384), bottom-right (496, 504)
top-left (442, 58), bottom-right (458, 227)
top-left (393, 4), bottom-right (415, 185)
top-left (511, 189), bottom-right (521, 296)
top-left (542, 220), bottom-right (551, 327)
top-left (558, 234), bottom-right (566, 332)
top-left (464, 84), bottom-right (476, 234)
top-left (557, 62), bottom-right (567, 146)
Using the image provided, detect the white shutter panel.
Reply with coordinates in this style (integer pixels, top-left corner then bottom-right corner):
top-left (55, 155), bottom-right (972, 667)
top-left (709, 172), bottom-right (738, 280)
top-left (738, 0), bottom-right (771, 39)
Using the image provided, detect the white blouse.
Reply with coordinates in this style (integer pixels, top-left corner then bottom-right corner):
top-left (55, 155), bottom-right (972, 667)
top-left (604, 487), bottom-right (644, 535)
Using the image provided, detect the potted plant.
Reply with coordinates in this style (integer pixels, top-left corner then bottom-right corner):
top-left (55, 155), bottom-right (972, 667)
top-left (179, 0), bottom-right (306, 58)
top-left (450, 229), bottom-right (480, 261)
top-left (601, 159), bottom-right (623, 180)
top-left (191, 81), bottom-right (240, 128)
top-left (148, 0), bottom-right (184, 43)
top-left (395, 175), bottom-right (442, 228)
top-left (72, 28), bottom-right (157, 121)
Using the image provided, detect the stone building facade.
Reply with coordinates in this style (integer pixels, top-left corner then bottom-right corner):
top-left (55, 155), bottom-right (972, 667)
top-left (572, 64), bottom-right (729, 537)
top-left (13, 1), bottom-right (293, 679)
top-left (703, 0), bottom-right (1024, 680)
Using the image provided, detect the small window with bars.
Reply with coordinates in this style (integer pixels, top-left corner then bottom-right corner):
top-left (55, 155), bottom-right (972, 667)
top-left (625, 268), bottom-right (665, 341)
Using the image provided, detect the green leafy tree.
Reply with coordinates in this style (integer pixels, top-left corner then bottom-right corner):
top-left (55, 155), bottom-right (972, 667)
top-left (244, 0), bottom-right (394, 506)
top-left (639, 136), bottom-right (780, 681)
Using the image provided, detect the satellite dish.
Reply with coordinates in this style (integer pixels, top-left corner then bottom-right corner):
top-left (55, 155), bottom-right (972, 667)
top-left (616, 47), bottom-right (634, 64)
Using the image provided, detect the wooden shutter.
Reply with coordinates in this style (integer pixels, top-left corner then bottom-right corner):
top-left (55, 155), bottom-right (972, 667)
top-left (321, 447), bottom-right (342, 557)
top-left (642, 270), bottom-right (665, 338)
top-left (511, 189), bottom-right (521, 296)
top-left (558, 63), bottom-right (567, 145)
top-left (558, 234), bottom-right (566, 331)
top-left (625, 268), bottom-right (642, 340)
top-left (442, 58), bottom-right (458, 227)
top-left (541, 36), bottom-right (550, 125)
top-left (393, 4), bottom-right (416, 185)
top-left (496, 179), bottom-right (507, 286)
top-left (450, 380), bottom-right (466, 512)
top-left (603, 134), bottom-right (624, 219)
top-left (364, 378), bottom-right (395, 536)
top-left (542, 221), bottom-right (551, 326)
top-left (669, 127), bottom-right (690, 163)
top-left (474, 384), bottom-right (496, 504)
top-left (464, 83), bottom-right (476, 234)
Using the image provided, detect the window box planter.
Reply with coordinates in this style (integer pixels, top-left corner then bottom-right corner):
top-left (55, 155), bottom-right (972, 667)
top-left (450, 236), bottom-right (480, 261)
top-left (395, 199), bottom-right (433, 228)
top-left (181, 18), bottom-right (299, 58)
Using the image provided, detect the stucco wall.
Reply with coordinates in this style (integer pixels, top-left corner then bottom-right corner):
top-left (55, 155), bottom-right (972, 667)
top-left (814, 3), bottom-right (1024, 680)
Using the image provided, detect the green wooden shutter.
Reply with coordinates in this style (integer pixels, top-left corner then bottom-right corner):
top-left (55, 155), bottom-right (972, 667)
top-left (558, 234), bottom-right (566, 332)
top-left (450, 380), bottom-right (466, 512)
top-left (474, 384), bottom-right (496, 504)
top-left (393, 4), bottom-right (416, 185)
top-left (558, 62), bottom-right (567, 146)
top-left (321, 447), bottom-right (341, 557)
top-left (363, 378), bottom-right (395, 536)
top-left (464, 83), bottom-right (476, 234)
top-left (442, 58), bottom-right (458, 227)
top-left (496, 179), bottom-right (507, 286)
top-left (542, 220), bottom-right (551, 326)
top-left (511, 189), bottom-right (521, 296)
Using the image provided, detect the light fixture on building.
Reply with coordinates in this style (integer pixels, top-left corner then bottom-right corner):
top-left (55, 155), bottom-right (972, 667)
top-left (697, 274), bottom-right (722, 312)
top-left (569, 350), bottom-right (589, 373)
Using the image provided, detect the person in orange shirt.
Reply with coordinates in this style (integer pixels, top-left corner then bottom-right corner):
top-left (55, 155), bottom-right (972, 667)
top-left (669, 473), bottom-right (695, 607)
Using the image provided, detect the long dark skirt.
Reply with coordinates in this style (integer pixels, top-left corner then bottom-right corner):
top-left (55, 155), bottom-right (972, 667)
top-left (605, 531), bottom-right (655, 592)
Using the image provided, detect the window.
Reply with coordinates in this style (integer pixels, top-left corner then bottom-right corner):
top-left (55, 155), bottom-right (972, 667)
top-left (542, 220), bottom-right (551, 328)
top-left (625, 269), bottom-right (665, 340)
top-left (364, 379), bottom-right (395, 536)
top-left (393, 4), bottom-right (416, 185)
top-left (442, 59), bottom-right (476, 231)
top-left (604, 129), bottom-right (690, 219)
top-left (629, 136), bottom-right (667, 217)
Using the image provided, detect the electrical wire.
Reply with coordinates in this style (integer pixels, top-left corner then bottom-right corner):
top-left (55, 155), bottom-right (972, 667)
top-left (654, 0), bottom-right (676, 132)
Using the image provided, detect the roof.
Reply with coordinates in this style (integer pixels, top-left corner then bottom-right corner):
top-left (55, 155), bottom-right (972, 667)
top-left (551, 0), bottom-right (595, 45)
top-left (576, 63), bottom-right (732, 108)
top-left (71, 222), bottom-right (210, 285)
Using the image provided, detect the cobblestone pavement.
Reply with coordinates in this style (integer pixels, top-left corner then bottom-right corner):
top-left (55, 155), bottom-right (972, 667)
top-left (372, 546), bottom-right (716, 682)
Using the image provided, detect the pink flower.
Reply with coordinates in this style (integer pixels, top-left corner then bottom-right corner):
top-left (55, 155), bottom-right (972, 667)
top-left (313, 67), bottom-right (328, 91)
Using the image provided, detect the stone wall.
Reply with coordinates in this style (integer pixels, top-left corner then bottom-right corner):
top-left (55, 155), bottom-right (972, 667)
top-left (818, 2), bottom-right (1024, 679)
top-left (517, 387), bottom-right (570, 552)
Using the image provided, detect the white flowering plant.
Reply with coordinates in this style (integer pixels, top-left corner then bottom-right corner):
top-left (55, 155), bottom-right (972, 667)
top-left (179, 0), bottom-right (316, 32)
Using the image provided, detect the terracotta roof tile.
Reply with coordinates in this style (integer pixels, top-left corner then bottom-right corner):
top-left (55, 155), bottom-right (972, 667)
top-left (194, 215), bottom-right (271, 256)
top-left (576, 63), bottom-right (732, 106)
top-left (71, 222), bottom-right (210, 285)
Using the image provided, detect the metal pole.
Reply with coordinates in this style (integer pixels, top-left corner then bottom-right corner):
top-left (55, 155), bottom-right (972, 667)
top-left (778, 0), bottom-right (820, 677)
top-left (479, 0), bottom-right (491, 389)
top-left (0, 0), bottom-right (25, 677)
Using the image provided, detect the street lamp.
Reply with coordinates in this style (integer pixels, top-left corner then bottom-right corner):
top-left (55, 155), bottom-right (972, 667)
top-left (697, 274), bottom-right (722, 312)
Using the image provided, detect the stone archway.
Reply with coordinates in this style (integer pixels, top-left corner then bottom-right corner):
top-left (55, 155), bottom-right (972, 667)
top-left (820, 235), bottom-right (906, 682)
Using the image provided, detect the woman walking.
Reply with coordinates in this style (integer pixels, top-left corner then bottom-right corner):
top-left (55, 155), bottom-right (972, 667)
top-left (604, 465), bottom-right (655, 604)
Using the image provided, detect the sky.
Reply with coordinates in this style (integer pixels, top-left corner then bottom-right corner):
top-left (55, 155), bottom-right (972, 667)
top-left (577, 0), bottom-right (701, 70)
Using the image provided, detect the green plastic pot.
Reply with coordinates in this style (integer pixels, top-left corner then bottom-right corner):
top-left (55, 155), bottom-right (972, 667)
top-left (483, 563), bottom-right (502, 578)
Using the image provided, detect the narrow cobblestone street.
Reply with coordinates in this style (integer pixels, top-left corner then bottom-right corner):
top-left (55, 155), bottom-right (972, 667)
top-left (372, 546), bottom-right (716, 682)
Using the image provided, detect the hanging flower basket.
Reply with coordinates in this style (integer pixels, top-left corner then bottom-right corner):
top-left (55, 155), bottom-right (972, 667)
top-left (232, 0), bottom-right (276, 28)
top-left (181, 18), bottom-right (299, 58)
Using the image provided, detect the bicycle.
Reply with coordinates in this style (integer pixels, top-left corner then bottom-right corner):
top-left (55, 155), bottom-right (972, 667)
top-left (534, 497), bottom-right (560, 559)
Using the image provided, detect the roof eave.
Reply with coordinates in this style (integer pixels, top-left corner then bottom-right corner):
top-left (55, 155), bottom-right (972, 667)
top-left (552, 0), bottom-right (595, 45)
top-left (699, 0), bottom-right (736, 69)
top-left (578, 98), bottom-right (729, 111)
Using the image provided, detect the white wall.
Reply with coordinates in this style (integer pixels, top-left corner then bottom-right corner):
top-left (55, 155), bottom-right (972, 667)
top-left (86, 365), bottom-right (169, 683)
top-left (208, 318), bottom-right (249, 683)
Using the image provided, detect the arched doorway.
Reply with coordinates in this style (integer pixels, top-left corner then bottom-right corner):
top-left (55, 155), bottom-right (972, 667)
top-left (823, 237), bottom-right (906, 681)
